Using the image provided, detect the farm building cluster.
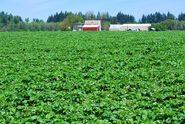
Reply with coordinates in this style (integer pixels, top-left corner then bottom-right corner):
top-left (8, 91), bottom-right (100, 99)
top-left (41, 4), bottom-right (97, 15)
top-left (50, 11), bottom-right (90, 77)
top-left (74, 20), bottom-right (152, 31)
top-left (73, 20), bottom-right (101, 31)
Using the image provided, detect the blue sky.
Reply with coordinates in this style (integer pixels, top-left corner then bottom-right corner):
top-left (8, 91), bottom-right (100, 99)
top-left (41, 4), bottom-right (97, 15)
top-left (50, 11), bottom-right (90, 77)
top-left (1, 0), bottom-right (184, 21)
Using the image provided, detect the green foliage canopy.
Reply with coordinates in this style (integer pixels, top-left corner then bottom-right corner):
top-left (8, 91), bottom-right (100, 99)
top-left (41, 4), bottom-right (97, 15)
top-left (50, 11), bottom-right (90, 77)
top-left (0, 31), bottom-right (184, 123)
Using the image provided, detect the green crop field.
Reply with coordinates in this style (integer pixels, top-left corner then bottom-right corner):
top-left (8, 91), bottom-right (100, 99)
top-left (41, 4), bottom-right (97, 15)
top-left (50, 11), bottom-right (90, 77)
top-left (0, 31), bottom-right (185, 123)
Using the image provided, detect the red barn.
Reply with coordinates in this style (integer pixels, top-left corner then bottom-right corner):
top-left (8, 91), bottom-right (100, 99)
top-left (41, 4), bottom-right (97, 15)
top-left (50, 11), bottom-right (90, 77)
top-left (82, 20), bottom-right (101, 31)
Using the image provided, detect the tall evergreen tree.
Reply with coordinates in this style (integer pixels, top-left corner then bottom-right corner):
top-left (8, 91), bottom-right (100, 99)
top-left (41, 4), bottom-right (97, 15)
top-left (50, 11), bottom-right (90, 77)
top-left (166, 12), bottom-right (175, 20)
top-left (106, 12), bottom-right (110, 21)
top-left (141, 15), bottom-right (147, 23)
top-left (178, 13), bottom-right (185, 21)
top-left (117, 12), bottom-right (135, 24)
top-left (97, 12), bottom-right (101, 20)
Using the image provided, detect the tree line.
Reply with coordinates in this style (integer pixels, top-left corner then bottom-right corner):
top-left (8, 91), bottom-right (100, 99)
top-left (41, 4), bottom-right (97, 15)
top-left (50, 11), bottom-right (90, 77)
top-left (0, 11), bottom-right (185, 32)
top-left (47, 11), bottom-right (135, 24)
top-left (140, 12), bottom-right (175, 23)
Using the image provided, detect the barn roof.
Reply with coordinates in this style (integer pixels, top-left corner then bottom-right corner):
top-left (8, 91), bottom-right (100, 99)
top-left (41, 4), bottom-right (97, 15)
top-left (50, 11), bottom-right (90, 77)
top-left (84, 20), bottom-right (101, 25)
top-left (83, 25), bottom-right (99, 28)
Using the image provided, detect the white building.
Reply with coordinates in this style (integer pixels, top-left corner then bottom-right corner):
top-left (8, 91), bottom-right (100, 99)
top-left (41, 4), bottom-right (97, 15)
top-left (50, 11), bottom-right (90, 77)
top-left (109, 24), bottom-right (151, 31)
